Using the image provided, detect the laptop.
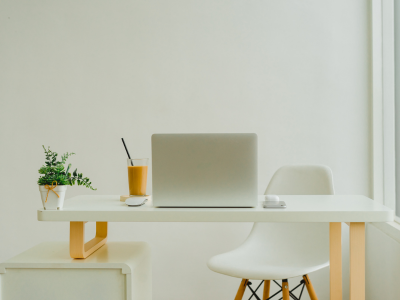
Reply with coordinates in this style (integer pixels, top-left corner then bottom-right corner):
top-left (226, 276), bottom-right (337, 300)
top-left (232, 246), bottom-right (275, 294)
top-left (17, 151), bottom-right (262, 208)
top-left (151, 133), bottom-right (258, 207)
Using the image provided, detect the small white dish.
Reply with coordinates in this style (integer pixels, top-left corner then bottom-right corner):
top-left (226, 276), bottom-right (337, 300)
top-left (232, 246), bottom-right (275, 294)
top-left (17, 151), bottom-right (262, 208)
top-left (125, 197), bottom-right (149, 207)
top-left (263, 200), bottom-right (286, 208)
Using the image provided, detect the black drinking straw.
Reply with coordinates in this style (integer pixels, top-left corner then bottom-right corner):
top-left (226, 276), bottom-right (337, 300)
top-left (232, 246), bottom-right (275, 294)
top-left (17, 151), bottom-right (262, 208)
top-left (121, 138), bottom-right (134, 166)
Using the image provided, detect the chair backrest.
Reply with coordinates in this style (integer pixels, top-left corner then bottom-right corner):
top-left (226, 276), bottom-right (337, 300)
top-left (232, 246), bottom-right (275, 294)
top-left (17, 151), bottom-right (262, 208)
top-left (240, 165), bottom-right (334, 262)
top-left (265, 165), bottom-right (334, 195)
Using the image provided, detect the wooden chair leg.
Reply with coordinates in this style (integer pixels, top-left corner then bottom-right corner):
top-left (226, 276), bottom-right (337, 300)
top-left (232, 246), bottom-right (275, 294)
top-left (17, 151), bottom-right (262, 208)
top-left (303, 274), bottom-right (318, 300)
top-left (282, 279), bottom-right (289, 300)
top-left (263, 280), bottom-right (271, 300)
top-left (234, 279), bottom-right (248, 300)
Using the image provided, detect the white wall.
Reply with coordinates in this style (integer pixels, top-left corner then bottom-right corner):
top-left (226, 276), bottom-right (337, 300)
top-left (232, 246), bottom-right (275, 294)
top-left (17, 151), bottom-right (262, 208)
top-left (0, 0), bottom-right (371, 299)
top-left (366, 223), bottom-right (400, 299)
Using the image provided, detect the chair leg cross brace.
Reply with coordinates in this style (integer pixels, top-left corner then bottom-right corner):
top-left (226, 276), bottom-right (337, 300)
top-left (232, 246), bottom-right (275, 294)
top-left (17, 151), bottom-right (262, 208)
top-left (247, 281), bottom-right (264, 300)
top-left (245, 279), bottom-right (306, 300)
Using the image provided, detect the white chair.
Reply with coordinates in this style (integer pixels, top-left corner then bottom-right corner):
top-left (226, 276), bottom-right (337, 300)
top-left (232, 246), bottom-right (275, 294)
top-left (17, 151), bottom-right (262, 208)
top-left (207, 165), bottom-right (334, 300)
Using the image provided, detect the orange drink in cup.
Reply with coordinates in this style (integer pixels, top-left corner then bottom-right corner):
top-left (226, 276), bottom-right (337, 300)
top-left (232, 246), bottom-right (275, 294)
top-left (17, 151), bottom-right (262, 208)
top-left (127, 159), bottom-right (148, 196)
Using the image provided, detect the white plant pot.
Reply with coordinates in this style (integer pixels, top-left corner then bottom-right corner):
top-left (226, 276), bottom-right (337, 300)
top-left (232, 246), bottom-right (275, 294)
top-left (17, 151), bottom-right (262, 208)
top-left (39, 185), bottom-right (67, 210)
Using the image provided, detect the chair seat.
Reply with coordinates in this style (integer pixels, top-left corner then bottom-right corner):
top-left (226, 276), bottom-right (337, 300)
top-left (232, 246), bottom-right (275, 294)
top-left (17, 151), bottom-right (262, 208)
top-left (207, 249), bottom-right (329, 280)
top-left (207, 165), bottom-right (334, 300)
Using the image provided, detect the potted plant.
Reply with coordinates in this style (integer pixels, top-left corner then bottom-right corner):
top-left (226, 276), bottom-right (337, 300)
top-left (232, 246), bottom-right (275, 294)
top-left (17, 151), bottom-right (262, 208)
top-left (38, 146), bottom-right (96, 210)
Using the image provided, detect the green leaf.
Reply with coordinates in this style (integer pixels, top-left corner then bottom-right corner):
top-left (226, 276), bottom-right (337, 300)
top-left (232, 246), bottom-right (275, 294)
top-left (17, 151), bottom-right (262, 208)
top-left (38, 146), bottom-right (96, 190)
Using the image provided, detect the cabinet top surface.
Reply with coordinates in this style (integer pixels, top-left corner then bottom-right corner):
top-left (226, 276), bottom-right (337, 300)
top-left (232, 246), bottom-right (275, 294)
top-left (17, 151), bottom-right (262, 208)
top-left (37, 195), bottom-right (394, 222)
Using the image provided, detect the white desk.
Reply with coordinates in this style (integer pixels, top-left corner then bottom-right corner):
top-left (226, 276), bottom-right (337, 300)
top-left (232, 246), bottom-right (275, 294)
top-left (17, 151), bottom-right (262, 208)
top-left (37, 195), bottom-right (394, 300)
top-left (38, 195), bottom-right (393, 222)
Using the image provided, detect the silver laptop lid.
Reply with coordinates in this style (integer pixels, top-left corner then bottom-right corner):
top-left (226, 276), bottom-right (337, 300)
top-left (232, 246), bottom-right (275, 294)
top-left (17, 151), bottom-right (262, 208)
top-left (152, 133), bottom-right (258, 207)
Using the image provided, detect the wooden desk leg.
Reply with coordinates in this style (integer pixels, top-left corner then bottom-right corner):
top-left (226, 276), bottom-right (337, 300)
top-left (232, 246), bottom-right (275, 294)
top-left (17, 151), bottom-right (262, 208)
top-left (70, 221), bottom-right (108, 259)
top-left (330, 222), bottom-right (342, 300)
top-left (349, 222), bottom-right (365, 300)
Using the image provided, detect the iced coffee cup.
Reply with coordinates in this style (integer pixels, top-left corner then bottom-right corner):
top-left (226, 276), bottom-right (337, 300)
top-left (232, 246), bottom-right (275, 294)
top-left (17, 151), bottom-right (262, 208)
top-left (127, 158), bottom-right (148, 196)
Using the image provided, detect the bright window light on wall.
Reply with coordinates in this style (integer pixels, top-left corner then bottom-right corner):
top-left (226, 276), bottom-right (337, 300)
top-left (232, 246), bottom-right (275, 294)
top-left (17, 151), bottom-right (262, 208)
top-left (395, 1), bottom-right (400, 218)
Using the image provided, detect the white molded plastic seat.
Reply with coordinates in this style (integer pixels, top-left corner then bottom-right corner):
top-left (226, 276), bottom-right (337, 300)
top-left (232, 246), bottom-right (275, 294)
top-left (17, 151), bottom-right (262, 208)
top-left (207, 165), bottom-right (334, 281)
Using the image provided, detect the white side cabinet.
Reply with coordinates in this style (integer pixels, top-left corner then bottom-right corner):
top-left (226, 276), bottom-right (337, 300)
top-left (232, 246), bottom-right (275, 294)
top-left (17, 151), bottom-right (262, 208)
top-left (0, 242), bottom-right (151, 300)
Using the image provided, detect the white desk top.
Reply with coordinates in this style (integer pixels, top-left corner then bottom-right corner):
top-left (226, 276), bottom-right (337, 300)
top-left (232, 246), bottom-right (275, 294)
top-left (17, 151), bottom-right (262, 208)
top-left (37, 195), bottom-right (394, 223)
